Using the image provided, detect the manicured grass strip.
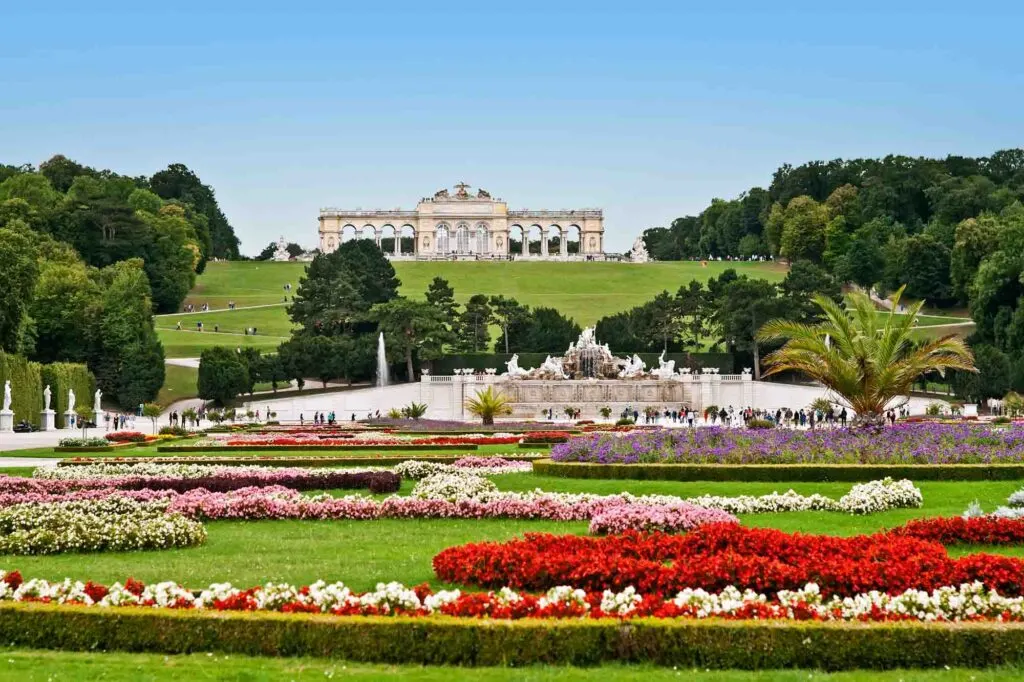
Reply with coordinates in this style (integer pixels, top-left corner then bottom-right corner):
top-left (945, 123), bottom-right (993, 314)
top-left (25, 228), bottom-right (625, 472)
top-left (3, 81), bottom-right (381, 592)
top-left (533, 460), bottom-right (1024, 482)
top-left (157, 444), bottom-right (481, 453)
top-left (4, 604), bottom-right (1024, 669)
top-left (57, 454), bottom-right (542, 467)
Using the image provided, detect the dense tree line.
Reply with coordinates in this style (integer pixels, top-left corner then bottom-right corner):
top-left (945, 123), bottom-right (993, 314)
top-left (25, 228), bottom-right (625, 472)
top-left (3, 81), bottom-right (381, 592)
top-left (643, 150), bottom-right (1024, 305)
top-left (0, 155), bottom-right (240, 408)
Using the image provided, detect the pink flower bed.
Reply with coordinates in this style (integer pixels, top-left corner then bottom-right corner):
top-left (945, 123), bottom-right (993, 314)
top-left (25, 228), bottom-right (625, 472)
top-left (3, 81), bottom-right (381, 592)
top-left (165, 487), bottom-right (740, 526)
top-left (588, 504), bottom-right (739, 535)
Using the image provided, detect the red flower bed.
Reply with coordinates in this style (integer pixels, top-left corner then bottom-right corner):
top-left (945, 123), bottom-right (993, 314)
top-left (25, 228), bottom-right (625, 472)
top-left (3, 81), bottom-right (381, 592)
top-left (223, 435), bottom-right (522, 447)
top-left (105, 431), bottom-right (148, 443)
top-left (892, 516), bottom-right (1024, 545)
top-left (521, 431), bottom-right (572, 443)
top-left (432, 523), bottom-right (1024, 598)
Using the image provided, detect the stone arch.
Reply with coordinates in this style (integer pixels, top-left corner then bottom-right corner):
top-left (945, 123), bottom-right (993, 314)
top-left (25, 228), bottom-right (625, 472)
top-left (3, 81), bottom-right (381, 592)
top-left (341, 224), bottom-right (358, 242)
top-left (547, 224), bottom-right (563, 256)
top-left (567, 224), bottom-right (582, 255)
top-left (455, 221), bottom-right (471, 254)
top-left (327, 236), bottom-right (336, 251)
top-left (399, 224), bottom-right (416, 255)
top-left (435, 222), bottom-right (451, 254)
top-left (474, 221), bottom-right (489, 254)
top-left (360, 224), bottom-right (377, 241)
top-left (379, 224), bottom-right (398, 254)
top-left (527, 224), bottom-right (543, 255)
top-left (508, 225), bottom-right (525, 255)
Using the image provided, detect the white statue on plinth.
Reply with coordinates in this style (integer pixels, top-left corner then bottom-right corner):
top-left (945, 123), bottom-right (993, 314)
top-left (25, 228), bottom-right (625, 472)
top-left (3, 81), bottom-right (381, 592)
top-left (272, 236), bottom-right (291, 261)
top-left (93, 389), bottom-right (102, 413)
top-left (68, 388), bottom-right (76, 413)
top-left (618, 354), bottom-right (647, 378)
top-left (43, 384), bottom-right (51, 410)
top-left (629, 236), bottom-right (650, 263)
top-left (653, 350), bottom-right (677, 380)
top-left (504, 354), bottom-right (531, 378)
top-left (2, 380), bottom-right (10, 411)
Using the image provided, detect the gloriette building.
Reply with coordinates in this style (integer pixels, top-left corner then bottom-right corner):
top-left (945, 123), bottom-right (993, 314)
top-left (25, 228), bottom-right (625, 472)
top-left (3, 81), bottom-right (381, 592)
top-left (318, 183), bottom-right (605, 260)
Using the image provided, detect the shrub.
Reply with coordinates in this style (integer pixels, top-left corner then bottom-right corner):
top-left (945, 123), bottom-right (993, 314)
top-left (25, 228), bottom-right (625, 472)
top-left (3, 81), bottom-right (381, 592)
top-left (57, 438), bottom-right (109, 448)
top-left (615, 418), bottom-right (635, 426)
top-left (994, 416), bottom-right (1012, 425)
top-left (746, 418), bottom-right (774, 429)
top-left (159, 426), bottom-right (190, 436)
top-left (599, 407), bottom-right (612, 419)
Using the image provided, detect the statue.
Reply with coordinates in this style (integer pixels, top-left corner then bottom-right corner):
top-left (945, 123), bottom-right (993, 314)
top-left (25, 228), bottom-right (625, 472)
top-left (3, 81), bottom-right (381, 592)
top-left (454, 182), bottom-right (471, 199)
top-left (433, 188), bottom-right (450, 199)
top-left (1, 380), bottom-right (10, 412)
top-left (504, 354), bottom-right (531, 378)
top-left (272, 236), bottom-right (290, 262)
top-left (94, 389), bottom-right (102, 413)
top-left (43, 385), bottom-right (51, 411)
top-left (537, 355), bottom-right (567, 379)
top-left (653, 350), bottom-right (677, 380)
top-left (477, 188), bottom-right (492, 199)
top-left (68, 388), bottom-right (76, 413)
top-left (618, 354), bottom-right (647, 379)
top-left (629, 236), bottom-right (650, 263)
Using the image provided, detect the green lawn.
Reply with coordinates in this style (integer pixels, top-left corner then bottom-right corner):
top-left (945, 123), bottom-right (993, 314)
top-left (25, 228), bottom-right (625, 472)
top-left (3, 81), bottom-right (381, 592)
top-left (1, 649), bottom-right (1019, 681)
top-left (156, 328), bottom-right (284, 358)
top-left (0, 475), bottom-right (1018, 590)
top-left (155, 365), bottom-right (199, 407)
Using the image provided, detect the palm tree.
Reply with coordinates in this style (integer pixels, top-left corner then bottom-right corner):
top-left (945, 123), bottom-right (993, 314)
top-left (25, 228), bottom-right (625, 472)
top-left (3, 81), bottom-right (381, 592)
top-left (756, 287), bottom-right (976, 428)
top-left (465, 387), bottom-right (512, 425)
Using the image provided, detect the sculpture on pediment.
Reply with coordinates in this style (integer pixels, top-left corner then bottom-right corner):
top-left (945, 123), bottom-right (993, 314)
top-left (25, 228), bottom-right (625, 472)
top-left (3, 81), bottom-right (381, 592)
top-left (454, 182), bottom-right (471, 199)
top-left (652, 350), bottom-right (677, 380)
top-left (618, 354), bottom-right (647, 379)
top-left (434, 188), bottom-right (450, 199)
top-left (504, 353), bottom-right (531, 378)
top-left (477, 188), bottom-right (491, 199)
top-left (536, 355), bottom-right (568, 379)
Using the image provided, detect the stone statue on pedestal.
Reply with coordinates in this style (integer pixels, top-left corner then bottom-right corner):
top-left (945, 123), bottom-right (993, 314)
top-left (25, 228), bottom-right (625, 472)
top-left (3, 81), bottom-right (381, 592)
top-left (504, 354), bottom-right (531, 378)
top-left (653, 350), bottom-right (677, 380)
top-left (2, 380), bottom-right (10, 411)
top-left (629, 236), bottom-right (650, 263)
top-left (43, 385), bottom-right (51, 410)
top-left (94, 389), bottom-right (102, 413)
top-left (68, 388), bottom-right (76, 413)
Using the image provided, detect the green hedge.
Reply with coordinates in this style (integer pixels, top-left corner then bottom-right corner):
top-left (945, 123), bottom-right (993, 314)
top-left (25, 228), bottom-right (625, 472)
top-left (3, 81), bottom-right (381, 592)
top-left (0, 351), bottom-right (42, 424)
top-left (40, 362), bottom-right (95, 428)
top-left (2, 603), bottom-right (1024, 668)
top-left (532, 459), bottom-right (1024, 482)
top-left (157, 444), bottom-right (480, 453)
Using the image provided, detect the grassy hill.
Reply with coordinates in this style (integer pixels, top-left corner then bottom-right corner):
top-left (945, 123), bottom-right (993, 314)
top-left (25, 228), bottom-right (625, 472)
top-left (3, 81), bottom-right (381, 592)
top-left (155, 260), bottom-right (971, 358)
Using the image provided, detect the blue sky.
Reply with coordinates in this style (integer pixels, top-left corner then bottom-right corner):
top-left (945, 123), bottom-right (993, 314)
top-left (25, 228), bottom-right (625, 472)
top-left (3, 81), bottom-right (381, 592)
top-left (2, 0), bottom-right (1022, 254)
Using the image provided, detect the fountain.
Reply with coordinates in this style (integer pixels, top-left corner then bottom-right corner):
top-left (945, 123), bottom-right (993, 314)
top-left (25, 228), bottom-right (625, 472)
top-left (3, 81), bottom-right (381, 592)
top-left (376, 333), bottom-right (389, 387)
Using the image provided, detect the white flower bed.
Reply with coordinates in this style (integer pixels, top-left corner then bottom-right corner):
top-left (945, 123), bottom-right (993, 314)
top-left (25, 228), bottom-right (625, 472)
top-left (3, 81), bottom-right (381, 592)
top-left (393, 459), bottom-right (533, 480)
top-left (0, 499), bottom-right (206, 555)
top-left (404, 470), bottom-right (921, 515)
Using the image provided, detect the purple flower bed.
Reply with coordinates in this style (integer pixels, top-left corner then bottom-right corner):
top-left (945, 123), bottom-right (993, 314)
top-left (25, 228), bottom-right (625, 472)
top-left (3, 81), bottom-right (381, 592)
top-left (550, 424), bottom-right (1024, 465)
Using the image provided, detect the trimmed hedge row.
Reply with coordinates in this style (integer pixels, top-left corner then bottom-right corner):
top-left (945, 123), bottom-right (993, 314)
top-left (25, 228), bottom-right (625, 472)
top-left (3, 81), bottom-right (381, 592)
top-left (2, 604), bottom-right (1024, 669)
top-left (157, 444), bottom-right (481, 453)
top-left (532, 459), bottom-right (1024, 482)
top-left (57, 454), bottom-right (544, 467)
top-left (39, 362), bottom-right (95, 429)
top-left (0, 351), bottom-right (42, 424)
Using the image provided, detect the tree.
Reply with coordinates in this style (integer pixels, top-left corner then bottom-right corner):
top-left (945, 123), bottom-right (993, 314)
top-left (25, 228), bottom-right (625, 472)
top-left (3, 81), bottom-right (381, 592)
top-left (489, 295), bottom-right (530, 354)
top-left (371, 299), bottom-right (452, 380)
top-left (256, 241), bottom-right (277, 260)
top-left (951, 344), bottom-right (1010, 403)
top-left (197, 347), bottom-right (249, 406)
top-left (0, 226), bottom-right (39, 351)
top-left (757, 288), bottom-right (976, 427)
top-left (425, 277), bottom-right (458, 324)
top-left (713, 277), bottom-right (788, 378)
top-left (149, 163), bottom-right (240, 259)
top-left (779, 196), bottom-right (828, 263)
top-left (288, 255), bottom-right (366, 335)
top-left (454, 294), bottom-right (492, 352)
top-left (142, 402), bottom-right (162, 434)
top-left (951, 214), bottom-right (1002, 303)
top-left (506, 307), bottom-right (581, 353)
top-left (465, 386), bottom-right (512, 425)
top-left (780, 260), bottom-right (841, 323)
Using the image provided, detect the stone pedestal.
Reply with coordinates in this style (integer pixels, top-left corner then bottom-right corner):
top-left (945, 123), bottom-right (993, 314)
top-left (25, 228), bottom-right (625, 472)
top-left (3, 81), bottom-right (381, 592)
top-left (63, 411), bottom-right (76, 430)
top-left (0, 410), bottom-right (12, 433)
top-left (40, 409), bottom-right (56, 432)
top-left (92, 410), bottom-right (103, 427)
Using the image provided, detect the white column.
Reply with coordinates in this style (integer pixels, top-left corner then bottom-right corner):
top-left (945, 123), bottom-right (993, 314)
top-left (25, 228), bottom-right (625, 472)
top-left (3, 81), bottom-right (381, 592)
top-left (541, 229), bottom-right (548, 256)
top-left (560, 229), bottom-right (567, 257)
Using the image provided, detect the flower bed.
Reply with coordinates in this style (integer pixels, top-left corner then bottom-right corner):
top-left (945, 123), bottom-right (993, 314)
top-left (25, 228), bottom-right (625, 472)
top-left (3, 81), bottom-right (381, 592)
top-left (5, 569), bottom-right (1024, 624)
top-left (62, 453), bottom-right (545, 467)
top-left (551, 424), bottom-right (1024, 465)
top-left (432, 524), bottom-right (1024, 598)
top-left (0, 499), bottom-right (205, 555)
top-left (393, 458), bottom-right (533, 478)
top-left (217, 433), bottom-right (523, 447)
top-left (104, 431), bottom-right (149, 443)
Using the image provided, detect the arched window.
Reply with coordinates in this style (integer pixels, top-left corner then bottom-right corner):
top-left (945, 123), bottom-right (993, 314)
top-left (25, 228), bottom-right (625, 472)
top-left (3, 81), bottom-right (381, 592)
top-left (455, 222), bottom-right (471, 253)
top-left (475, 222), bottom-right (489, 253)
top-left (435, 223), bottom-right (450, 254)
